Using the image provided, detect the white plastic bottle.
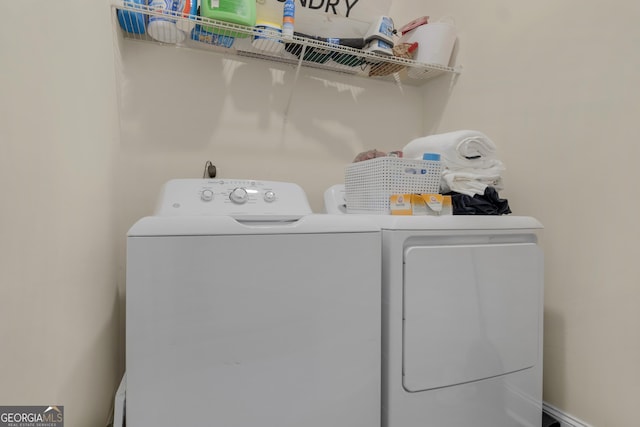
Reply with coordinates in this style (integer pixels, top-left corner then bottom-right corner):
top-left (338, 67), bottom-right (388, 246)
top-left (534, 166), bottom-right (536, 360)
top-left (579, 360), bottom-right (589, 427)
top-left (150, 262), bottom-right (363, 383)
top-left (148, 0), bottom-right (186, 44)
top-left (282, 0), bottom-right (295, 39)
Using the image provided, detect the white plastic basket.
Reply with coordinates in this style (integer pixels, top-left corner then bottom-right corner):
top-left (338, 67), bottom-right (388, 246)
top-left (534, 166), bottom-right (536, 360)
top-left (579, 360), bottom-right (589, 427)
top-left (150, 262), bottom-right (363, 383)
top-left (345, 157), bottom-right (442, 213)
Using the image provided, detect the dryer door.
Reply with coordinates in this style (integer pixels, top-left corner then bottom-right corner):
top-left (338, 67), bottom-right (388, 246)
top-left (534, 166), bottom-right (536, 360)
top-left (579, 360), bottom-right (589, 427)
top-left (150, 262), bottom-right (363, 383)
top-left (403, 242), bottom-right (542, 392)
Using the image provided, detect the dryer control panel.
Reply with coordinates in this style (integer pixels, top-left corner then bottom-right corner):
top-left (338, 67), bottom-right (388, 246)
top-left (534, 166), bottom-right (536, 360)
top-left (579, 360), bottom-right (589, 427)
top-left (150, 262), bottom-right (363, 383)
top-left (154, 179), bottom-right (313, 220)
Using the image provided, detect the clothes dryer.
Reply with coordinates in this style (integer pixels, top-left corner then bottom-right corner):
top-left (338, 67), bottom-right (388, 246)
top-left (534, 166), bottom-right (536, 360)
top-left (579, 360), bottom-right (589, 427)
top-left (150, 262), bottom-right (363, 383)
top-left (125, 179), bottom-right (381, 427)
top-left (325, 185), bottom-right (544, 427)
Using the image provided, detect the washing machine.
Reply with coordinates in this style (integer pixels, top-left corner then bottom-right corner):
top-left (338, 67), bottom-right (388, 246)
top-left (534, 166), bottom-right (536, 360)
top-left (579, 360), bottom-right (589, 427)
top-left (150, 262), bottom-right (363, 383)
top-left (325, 185), bottom-right (544, 427)
top-left (126, 179), bottom-right (381, 427)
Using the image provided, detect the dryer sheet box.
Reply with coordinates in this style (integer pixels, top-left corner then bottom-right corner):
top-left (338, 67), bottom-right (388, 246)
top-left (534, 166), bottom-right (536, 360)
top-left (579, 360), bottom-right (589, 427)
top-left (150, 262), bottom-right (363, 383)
top-left (390, 194), bottom-right (452, 216)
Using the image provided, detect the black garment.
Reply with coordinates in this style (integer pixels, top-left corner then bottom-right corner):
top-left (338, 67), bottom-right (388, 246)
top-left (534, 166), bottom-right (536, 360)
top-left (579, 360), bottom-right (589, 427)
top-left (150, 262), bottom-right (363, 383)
top-left (444, 187), bottom-right (512, 215)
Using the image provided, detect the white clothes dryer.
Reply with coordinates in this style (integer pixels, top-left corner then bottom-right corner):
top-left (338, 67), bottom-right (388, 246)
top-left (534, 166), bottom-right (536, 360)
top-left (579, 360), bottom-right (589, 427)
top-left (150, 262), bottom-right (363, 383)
top-left (125, 179), bottom-right (381, 427)
top-left (325, 185), bottom-right (544, 427)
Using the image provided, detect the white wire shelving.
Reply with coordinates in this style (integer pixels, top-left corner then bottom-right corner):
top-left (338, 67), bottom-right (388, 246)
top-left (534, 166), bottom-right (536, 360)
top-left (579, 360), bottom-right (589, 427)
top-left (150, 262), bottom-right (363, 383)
top-left (111, 1), bottom-right (461, 86)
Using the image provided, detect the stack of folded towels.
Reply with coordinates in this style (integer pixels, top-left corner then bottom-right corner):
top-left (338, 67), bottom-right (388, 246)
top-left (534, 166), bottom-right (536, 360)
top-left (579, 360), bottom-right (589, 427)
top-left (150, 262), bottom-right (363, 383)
top-left (403, 130), bottom-right (511, 215)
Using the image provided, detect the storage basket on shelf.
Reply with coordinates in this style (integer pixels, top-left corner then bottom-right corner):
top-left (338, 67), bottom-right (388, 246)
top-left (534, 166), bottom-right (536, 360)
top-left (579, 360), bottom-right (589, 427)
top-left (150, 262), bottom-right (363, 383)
top-left (345, 156), bottom-right (442, 214)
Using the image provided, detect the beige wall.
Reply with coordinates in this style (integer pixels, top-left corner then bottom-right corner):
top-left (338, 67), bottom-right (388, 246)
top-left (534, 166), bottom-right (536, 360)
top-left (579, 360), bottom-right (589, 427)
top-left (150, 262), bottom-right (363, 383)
top-left (3, 0), bottom-right (639, 426)
top-left (0, 1), bottom-right (120, 426)
top-left (392, 1), bottom-right (640, 426)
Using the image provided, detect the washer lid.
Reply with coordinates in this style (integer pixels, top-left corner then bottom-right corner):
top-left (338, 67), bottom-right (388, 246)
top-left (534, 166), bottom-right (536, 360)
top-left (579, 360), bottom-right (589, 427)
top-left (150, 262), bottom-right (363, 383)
top-left (128, 214), bottom-right (380, 236)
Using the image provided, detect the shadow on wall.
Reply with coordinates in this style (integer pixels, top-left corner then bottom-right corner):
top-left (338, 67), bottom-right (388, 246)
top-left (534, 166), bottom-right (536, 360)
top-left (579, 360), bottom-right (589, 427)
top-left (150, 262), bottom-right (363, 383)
top-left (116, 43), bottom-right (226, 152)
top-left (114, 40), bottom-right (430, 162)
top-left (58, 290), bottom-right (120, 427)
top-left (421, 38), bottom-right (461, 135)
top-left (543, 307), bottom-right (566, 407)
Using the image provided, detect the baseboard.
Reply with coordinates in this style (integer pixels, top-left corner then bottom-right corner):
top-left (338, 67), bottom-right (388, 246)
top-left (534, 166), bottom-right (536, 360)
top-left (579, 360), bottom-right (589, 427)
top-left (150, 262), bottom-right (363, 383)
top-left (543, 402), bottom-right (592, 427)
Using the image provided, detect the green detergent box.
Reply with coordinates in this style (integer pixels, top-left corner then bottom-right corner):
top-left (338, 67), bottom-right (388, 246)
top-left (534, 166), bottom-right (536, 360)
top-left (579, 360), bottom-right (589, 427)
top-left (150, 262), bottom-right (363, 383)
top-left (200, 0), bottom-right (256, 38)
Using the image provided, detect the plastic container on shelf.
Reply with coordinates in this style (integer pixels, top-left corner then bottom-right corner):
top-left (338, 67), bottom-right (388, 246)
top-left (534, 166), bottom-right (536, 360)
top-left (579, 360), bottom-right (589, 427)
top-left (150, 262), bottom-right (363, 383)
top-left (282, 0), bottom-right (295, 39)
top-left (176, 0), bottom-right (198, 35)
top-left (364, 16), bottom-right (395, 46)
top-left (252, 21), bottom-right (284, 53)
top-left (191, 24), bottom-right (235, 47)
top-left (200, 0), bottom-right (256, 38)
top-left (117, 0), bottom-right (147, 34)
top-left (147, 0), bottom-right (187, 43)
top-left (400, 18), bottom-right (457, 72)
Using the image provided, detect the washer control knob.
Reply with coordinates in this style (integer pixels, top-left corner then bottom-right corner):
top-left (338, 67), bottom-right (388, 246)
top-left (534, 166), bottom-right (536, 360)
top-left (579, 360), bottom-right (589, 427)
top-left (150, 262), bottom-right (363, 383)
top-left (201, 189), bottom-right (214, 202)
top-left (264, 191), bottom-right (276, 203)
top-left (229, 187), bottom-right (248, 204)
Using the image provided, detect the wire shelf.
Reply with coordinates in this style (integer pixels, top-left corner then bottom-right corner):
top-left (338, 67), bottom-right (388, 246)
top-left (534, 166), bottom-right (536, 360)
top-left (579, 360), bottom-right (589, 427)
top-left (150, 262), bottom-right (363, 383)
top-left (112, 1), bottom-right (460, 85)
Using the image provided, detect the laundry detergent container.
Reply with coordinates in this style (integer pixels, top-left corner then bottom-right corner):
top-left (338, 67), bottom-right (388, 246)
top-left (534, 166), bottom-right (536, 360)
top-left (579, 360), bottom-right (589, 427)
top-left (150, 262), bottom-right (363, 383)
top-left (200, 0), bottom-right (256, 37)
top-left (400, 20), bottom-right (457, 79)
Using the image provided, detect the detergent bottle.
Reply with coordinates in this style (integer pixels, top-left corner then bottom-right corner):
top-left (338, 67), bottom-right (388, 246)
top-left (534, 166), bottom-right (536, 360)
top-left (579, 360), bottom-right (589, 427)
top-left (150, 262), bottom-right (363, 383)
top-left (200, 0), bottom-right (257, 37)
top-left (281, 0), bottom-right (295, 38)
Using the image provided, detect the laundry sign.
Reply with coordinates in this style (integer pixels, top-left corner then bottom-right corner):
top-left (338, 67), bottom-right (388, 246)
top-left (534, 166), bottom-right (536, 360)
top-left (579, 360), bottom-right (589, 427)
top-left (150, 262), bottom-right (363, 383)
top-left (273, 0), bottom-right (389, 20)
top-left (256, 0), bottom-right (392, 38)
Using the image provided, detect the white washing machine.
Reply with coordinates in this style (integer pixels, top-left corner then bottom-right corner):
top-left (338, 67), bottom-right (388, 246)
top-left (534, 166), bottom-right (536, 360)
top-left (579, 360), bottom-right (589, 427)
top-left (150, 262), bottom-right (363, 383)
top-left (126, 179), bottom-right (381, 427)
top-left (325, 185), bottom-right (544, 427)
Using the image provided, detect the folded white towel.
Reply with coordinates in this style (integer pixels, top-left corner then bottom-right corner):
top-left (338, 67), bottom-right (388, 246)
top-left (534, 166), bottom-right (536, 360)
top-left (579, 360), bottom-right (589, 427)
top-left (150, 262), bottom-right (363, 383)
top-left (442, 168), bottom-right (504, 196)
top-left (403, 130), bottom-right (505, 196)
top-left (403, 130), bottom-right (499, 169)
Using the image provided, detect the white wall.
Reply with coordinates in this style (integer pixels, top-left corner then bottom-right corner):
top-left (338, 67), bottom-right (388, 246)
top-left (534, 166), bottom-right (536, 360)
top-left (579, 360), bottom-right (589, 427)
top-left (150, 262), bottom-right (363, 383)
top-left (391, 1), bottom-right (640, 426)
top-left (0, 1), bottom-right (120, 426)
